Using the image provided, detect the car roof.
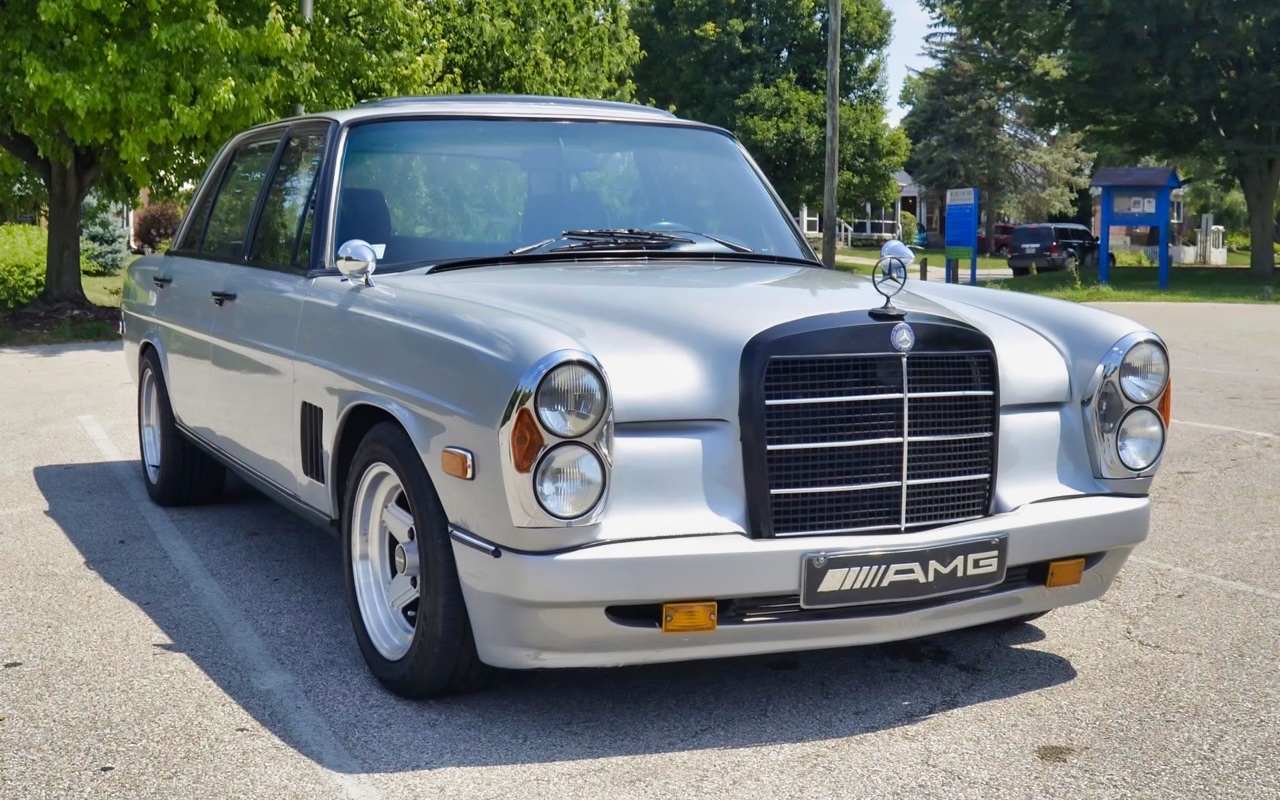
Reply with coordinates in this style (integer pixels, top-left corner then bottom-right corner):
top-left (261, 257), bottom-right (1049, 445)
top-left (265, 95), bottom-right (691, 128)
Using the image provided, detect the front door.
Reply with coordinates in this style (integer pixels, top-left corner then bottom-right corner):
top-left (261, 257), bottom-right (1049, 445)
top-left (206, 126), bottom-right (329, 493)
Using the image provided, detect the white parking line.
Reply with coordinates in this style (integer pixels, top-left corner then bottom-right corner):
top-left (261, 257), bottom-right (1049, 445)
top-left (1172, 419), bottom-right (1277, 439)
top-left (77, 415), bottom-right (382, 800)
top-left (1130, 555), bottom-right (1280, 602)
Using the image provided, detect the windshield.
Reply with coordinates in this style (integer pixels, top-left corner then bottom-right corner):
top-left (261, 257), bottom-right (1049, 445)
top-left (333, 118), bottom-right (810, 267)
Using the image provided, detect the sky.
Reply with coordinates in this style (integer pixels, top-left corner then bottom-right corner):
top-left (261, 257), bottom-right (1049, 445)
top-left (883, 0), bottom-right (933, 127)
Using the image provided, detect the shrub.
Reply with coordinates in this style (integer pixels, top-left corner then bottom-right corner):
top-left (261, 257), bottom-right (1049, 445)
top-left (1225, 230), bottom-right (1251, 251)
top-left (1114, 249), bottom-right (1154, 267)
top-left (80, 193), bottom-right (130, 274)
top-left (134, 202), bottom-right (182, 252)
top-left (899, 210), bottom-right (917, 240)
top-left (0, 223), bottom-right (46, 309)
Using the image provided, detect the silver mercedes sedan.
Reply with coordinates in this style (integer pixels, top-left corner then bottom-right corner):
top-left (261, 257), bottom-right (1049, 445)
top-left (121, 95), bottom-right (1170, 698)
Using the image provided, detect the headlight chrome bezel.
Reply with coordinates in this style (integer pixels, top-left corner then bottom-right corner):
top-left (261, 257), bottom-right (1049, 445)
top-left (498, 350), bottom-right (613, 528)
top-left (1082, 332), bottom-right (1170, 479)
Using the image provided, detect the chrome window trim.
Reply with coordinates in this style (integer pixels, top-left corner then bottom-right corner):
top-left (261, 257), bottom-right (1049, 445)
top-left (1081, 330), bottom-right (1169, 479)
top-left (497, 350), bottom-right (614, 528)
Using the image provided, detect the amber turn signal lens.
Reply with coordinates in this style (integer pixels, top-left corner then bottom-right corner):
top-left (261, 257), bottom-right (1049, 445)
top-left (1157, 378), bottom-right (1172, 427)
top-left (441, 448), bottom-right (474, 480)
top-left (1045, 557), bottom-right (1086, 588)
top-left (511, 407), bottom-right (544, 474)
top-left (661, 602), bottom-right (718, 633)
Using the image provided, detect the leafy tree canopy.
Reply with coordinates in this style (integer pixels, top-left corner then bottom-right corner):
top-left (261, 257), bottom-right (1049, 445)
top-left (899, 22), bottom-right (1092, 236)
top-left (935, 0), bottom-right (1280, 276)
top-left (0, 0), bottom-right (640, 304)
top-left (631, 0), bottom-right (909, 212)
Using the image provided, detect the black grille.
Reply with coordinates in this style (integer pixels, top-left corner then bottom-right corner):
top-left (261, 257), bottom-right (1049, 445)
top-left (760, 351), bottom-right (996, 536)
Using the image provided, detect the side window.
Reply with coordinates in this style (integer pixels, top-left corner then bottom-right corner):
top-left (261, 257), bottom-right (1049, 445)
top-left (249, 131), bottom-right (327, 268)
top-left (195, 138), bottom-right (281, 260)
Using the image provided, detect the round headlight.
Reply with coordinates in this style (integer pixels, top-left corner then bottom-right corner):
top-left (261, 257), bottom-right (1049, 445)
top-left (1119, 341), bottom-right (1168, 403)
top-left (534, 444), bottom-right (605, 519)
top-left (1117, 407), bottom-right (1165, 471)
top-left (536, 363), bottom-right (606, 439)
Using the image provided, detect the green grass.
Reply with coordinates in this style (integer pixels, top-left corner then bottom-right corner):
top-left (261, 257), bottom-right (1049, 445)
top-left (983, 265), bottom-right (1277, 304)
top-left (837, 246), bottom-right (1010, 271)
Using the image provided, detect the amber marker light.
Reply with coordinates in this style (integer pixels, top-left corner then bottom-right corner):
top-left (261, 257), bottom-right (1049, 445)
top-left (1046, 557), bottom-right (1086, 588)
top-left (661, 602), bottom-right (718, 633)
top-left (1158, 379), bottom-right (1173, 427)
top-left (441, 447), bottom-right (474, 480)
top-left (511, 407), bottom-right (545, 474)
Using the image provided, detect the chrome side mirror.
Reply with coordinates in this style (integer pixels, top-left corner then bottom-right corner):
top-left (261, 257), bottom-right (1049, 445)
top-left (337, 239), bottom-right (377, 286)
top-left (879, 238), bottom-right (915, 270)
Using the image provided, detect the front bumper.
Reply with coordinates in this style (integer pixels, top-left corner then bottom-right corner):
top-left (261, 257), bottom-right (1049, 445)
top-left (451, 495), bottom-right (1149, 669)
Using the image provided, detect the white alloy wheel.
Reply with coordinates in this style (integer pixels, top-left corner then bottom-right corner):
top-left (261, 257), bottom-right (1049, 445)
top-left (350, 462), bottom-right (421, 661)
top-left (139, 365), bottom-right (163, 484)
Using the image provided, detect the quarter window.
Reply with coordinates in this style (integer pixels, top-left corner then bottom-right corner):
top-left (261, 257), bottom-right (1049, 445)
top-left (194, 137), bottom-right (281, 260)
top-left (249, 131), bottom-right (328, 268)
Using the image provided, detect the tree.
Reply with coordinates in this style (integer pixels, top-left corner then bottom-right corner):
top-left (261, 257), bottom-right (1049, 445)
top-left (631, 0), bottom-right (908, 212)
top-left (940, 0), bottom-right (1280, 277)
top-left (0, 1), bottom-right (308, 304)
top-left (899, 16), bottom-right (1091, 242)
top-left (437, 0), bottom-right (639, 99)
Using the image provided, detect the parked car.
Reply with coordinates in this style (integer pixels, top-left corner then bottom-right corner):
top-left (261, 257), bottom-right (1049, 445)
top-left (977, 221), bottom-right (1016, 255)
top-left (122, 96), bottom-right (1171, 698)
top-left (1007, 222), bottom-right (1114, 276)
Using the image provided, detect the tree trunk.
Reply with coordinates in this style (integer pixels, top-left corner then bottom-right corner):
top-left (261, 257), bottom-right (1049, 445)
top-left (41, 160), bottom-right (92, 305)
top-left (1236, 160), bottom-right (1280, 279)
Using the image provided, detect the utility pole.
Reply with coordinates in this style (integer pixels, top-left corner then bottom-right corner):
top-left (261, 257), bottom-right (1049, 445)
top-left (821, 0), bottom-right (841, 268)
top-left (295, 0), bottom-right (313, 116)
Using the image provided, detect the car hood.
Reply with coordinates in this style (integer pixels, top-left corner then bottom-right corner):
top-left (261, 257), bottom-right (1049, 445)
top-left (377, 259), bottom-right (1073, 421)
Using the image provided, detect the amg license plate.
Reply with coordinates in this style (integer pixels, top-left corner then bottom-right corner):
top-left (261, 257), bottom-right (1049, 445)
top-left (800, 536), bottom-right (1008, 609)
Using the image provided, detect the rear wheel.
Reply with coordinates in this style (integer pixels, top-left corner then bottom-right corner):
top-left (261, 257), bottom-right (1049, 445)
top-left (137, 350), bottom-right (225, 506)
top-left (342, 422), bottom-right (491, 698)
top-left (1011, 266), bottom-right (1030, 277)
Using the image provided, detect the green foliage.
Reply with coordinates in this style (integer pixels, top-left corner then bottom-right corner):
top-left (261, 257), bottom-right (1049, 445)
top-left (1114, 249), bottom-right (1155, 267)
top-left (941, 0), bottom-right (1280, 276)
top-left (631, 0), bottom-right (907, 211)
top-left (900, 210), bottom-right (918, 238)
top-left (899, 13), bottom-right (1092, 228)
top-left (79, 192), bottom-right (130, 274)
top-left (438, 0), bottom-right (639, 99)
top-left (134, 202), bottom-right (183, 252)
top-left (0, 224), bottom-right (46, 308)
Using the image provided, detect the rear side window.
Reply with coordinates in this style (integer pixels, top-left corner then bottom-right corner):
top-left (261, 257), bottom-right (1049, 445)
top-left (1011, 226), bottom-right (1052, 245)
top-left (188, 137), bottom-right (282, 259)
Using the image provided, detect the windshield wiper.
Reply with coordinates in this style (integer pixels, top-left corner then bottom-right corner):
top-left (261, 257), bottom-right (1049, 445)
top-left (553, 229), bottom-right (695, 250)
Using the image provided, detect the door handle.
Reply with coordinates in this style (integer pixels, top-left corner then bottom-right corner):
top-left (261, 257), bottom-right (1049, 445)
top-left (211, 291), bottom-right (237, 306)
top-left (152, 276), bottom-right (172, 288)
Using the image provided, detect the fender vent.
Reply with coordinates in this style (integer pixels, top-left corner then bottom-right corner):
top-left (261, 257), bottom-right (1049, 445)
top-left (300, 402), bottom-right (325, 484)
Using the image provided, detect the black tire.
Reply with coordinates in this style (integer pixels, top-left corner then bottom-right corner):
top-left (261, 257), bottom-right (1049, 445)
top-left (341, 422), bottom-right (491, 698)
top-left (137, 350), bottom-right (225, 506)
top-left (1011, 267), bottom-right (1030, 277)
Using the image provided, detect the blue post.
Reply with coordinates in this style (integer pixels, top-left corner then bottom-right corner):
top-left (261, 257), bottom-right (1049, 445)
top-left (1099, 188), bottom-right (1112, 285)
top-left (970, 188), bottom-right (980, 285)
top-left (1156, 190), bottom-right (1171, 290)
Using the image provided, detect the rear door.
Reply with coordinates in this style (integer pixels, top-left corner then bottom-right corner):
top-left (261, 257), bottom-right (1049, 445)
top-left (152, 134), bottom-right (282, 437)
top-left (205, 124), bottom-right (330, 493)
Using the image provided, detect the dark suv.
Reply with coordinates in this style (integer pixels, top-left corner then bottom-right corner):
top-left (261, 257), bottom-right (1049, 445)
top-left (1007, 223), bottom-right (1108, 276)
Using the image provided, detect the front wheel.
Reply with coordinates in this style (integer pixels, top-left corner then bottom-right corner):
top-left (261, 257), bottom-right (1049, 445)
top-left (342, 422), bottom-right (491, 698)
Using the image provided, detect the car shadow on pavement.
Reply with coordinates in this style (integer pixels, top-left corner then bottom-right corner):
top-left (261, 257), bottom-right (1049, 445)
top-left (37, 460), bottom-right (1078, 774)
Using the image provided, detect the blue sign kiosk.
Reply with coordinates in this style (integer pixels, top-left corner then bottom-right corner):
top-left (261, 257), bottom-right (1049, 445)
top-left (1092, 166), bottom-right (1182, 289)
top-left (944, 187), bottom-right (979, 285)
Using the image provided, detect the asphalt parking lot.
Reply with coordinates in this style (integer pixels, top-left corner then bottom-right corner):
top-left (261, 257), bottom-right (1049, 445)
top-left (1, 302), bottom-right (1277, 800)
